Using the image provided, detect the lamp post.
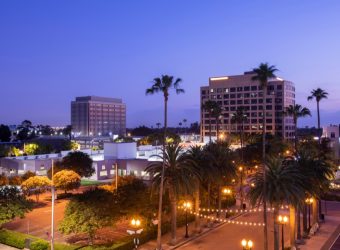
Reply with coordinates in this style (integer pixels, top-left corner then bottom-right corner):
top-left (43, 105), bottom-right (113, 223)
top-left (223, 188), bottom-right (232, 218)
top-left (239, 166), bottom-right (244, 209)
top-left (50, 160), bottom-right (55, 250)
top-left (278, 215), bottom-right (288, 250)
top-left (305, 198), bottom-right (314, 229)
top-left (183, 201), bottom-right (191, 238)
top-left (127, 218), bottom-right (143, 249)
top-left (241, 239), bottom-right (253, 250)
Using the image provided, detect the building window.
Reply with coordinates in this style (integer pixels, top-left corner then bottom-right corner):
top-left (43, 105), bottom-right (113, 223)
top-left (251, 86), bottom-right (257, 91)
top-left (237, 87), bottom-right (243, 91)
top-left (230, 87), bottom-right (236, 92)
top-left (244, 86), bottom-right (250, 91)
top-left (230, 94), bottom-right (236, 99)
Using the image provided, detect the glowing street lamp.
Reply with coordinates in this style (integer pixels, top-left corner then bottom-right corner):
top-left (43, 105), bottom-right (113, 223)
top-left (183, 201), bottom-right (191, 238)
top-left (127, 218), bottom-right (143, 249)
top-left (305, 198), bottom-right (314, 229)
top-left (223, 188), bottom-right (232, 195)
top-left (278, 215), bottom-right (288, 250)
top-left (241, 239), bottom-right (253, 250)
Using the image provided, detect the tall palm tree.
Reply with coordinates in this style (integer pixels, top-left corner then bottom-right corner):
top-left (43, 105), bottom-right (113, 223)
top-left (187, 145), bottom-right (204, 232)
top-left (204, 142), bottom-right (236, 218)
top-left (231, 106), bottom-right (248, 160)
top-left (146, 144), bottom-right (199, 245)
top-left (156, 122), bottom-right (161, 130)
top-left (146, 75), bottom-right (184, 249)
top-left (307, 88), bottom-right (329, 144)
top-left (248, 157), bottom-right (305, 250)
top-left (307, 88), bottom-right (329, 221)
top-left (202, 100), bottom-right (220, 142)
top-left (211, 103), bottom-right (223, 142)
top-left (283, 104), bottom-right (311, 152)
top-left (251, 63), bottom-right (278, 250)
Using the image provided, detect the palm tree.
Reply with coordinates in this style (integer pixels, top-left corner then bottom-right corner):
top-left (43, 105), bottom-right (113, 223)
top-left (178, 122), bottom-right (182, 134)
top-left (187, 145), bottom-right (204, 232)
top-left (202, 100), bottom-right (220, 142)
top-left (307, 88), bottom-right (329, 221)
top-left (146, 75), bottom-right (184, 249)
top-left (231, 106), bottom-right (248, 160)
top-left (146, 144), bottom-right (199, 245)
top-left (283, 104), bottom-right (311, 152)
top-left (251, 63), bottom-right (278, 250)
top-left (307, 88), bottom-right (329, 144)
top-left (211, 103), bottom-right (223, 142)
top-left (204, 142), bottom-right (236, 218)
top-left (248, 157), bottom-right (305, 250)
top-left (156, 122), bottom-right (161, 130)
top-left (183, 119), bottom-right (187, 140)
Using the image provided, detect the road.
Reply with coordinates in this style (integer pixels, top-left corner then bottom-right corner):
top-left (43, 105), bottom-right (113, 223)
top-left (177, 210), bottom-right (290, 250)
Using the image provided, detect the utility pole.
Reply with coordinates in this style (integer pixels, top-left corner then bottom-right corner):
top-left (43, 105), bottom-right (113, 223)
top-left (51, 159), bottom-right (55, 250)
top-left (115, 162), bottom-right (118, 190)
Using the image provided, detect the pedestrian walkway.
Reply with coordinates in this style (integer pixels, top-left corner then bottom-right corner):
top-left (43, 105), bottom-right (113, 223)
top-left (0, 244), bottom-right (19, 250)
top-left (299, 216), bottom-right (340, 250)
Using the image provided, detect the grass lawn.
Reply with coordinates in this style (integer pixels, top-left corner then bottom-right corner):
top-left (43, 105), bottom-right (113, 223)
top-left (80, 179), bottom-right (102, 186)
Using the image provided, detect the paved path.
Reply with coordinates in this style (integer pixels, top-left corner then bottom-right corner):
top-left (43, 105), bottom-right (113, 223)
top-left (0, 244), bottom-right (19, 250)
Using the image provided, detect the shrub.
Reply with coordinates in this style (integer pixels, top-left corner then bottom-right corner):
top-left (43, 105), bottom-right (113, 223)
top-left (30, 240), bottom-right (49, 250)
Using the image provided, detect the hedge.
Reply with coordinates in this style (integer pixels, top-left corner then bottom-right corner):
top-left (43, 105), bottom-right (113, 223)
top-left (0, 229), bottom-right (77, 250)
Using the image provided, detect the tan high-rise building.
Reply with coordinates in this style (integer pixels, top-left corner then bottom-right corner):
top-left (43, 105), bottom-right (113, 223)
top-left (71, 96), bottom-right (126, 137)
top-left (200, 72), bottom-right (295, 142)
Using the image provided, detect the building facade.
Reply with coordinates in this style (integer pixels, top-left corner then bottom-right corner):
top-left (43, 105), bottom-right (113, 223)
top-left (71, 96), bottom-right (126, 137)
top-left (200, 72), bottom-right (295, 142)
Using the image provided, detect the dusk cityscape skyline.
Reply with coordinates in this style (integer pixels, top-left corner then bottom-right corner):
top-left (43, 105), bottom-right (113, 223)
top-left (1, 1), bottom-right (340, 127)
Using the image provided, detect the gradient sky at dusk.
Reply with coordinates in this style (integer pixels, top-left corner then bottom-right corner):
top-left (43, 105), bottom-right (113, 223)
top-left (1, 1), bottom-right (340, 128)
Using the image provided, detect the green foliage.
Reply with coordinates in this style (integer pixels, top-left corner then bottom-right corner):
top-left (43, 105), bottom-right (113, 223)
top-left (30, 240), bottom-right (49, 250)
top-left (21, 176), bottom-right (51, 202)
top-left (138, 132), bottom-right (181, 146)
top-left (53, 170), bottom-right (81, 193)
top-left (59, 188), bottom-right (120, 244)
top-left (0, 229), bottom-right (77, 250)
top-left (113, 136), bottom-right (134, 143)
top-left (0, 145), bottom-right (11, 157)
top-left (0, 174), bottom-right (8, 186)
top-left (21, 170), bottom-right (36, 181)
top-left (0, 124), bottom-right (11, 142)
top-left (8, 176), bottom-right (22, 185)
top-left (61, 151), bottom-right (94, 177)
top-left (24, 143), bottom-right (40, 155)
top-left (0, 186), bottom-right (31, 226)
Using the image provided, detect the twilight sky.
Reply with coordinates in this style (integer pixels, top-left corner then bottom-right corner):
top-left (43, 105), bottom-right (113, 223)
top-left (1, 1), bottom-right (340, 128)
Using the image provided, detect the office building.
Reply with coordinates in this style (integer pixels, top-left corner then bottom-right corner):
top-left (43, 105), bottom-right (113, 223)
top-left (200, 72), bottom-right (295, 142)
top-left (71, 96), bottom-right (126, 136)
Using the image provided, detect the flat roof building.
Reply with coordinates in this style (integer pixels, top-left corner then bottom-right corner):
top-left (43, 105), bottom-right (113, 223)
top-left (200, 72), bottom-right (295, 142)
top-left (71, 96), bottom-right (126, 137)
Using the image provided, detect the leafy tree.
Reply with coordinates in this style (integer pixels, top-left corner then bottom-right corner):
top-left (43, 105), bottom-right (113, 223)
top-left (131, 126), bottom-right (154, 136)
top-left (248, 157), bottom-right (305, 250)
top-left (307, 88), bottom-right (329, 143)
top-left (146, 143), bottom-right (198, 245)
top-left (21, 176), bottom-right (51, 202)
top-left (0, 124), bottom-right (11, 142)
top-left (21, 171), bottom-right (36, 181)
top-left (0, 186), bottom-right (32, 227)
top-left (146, 74), bottom-right (184, 249)
top-left (251, 62), bottom-right (278, 250)
top-left (53, 170), bottom-right (81, 193)
top-left (62, 125), bottom-right (73, 140)
top-left (0, 174), bottom-right (8, 186)
top-left (202, 100), bottom-right (221, 142)
top-left (0, 145), bottom-right (11, 157)
top-left (283, 104), bottom-right (311, 152)
top-left (61, 151), bottom-right (94, 178)
top-left (59, 189), bottom-right (119, 245)
top-left (8, 176), bottom-right (22, 185)
top-left (36, 125), bottom-right (54, 136)
top-left (16, 120), bottom-right (35, 141)
top-left (24, 143), bottom-right (40, 155)
top-left (231, 106), bottom-right (248, 160)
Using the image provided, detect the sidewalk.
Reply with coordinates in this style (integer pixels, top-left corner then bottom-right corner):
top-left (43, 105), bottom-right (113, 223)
top-left (139, 218), bottom-right (224, 250)
top-left (0, 244), bottom-right (19, 250)
top-left (299, 216), bottom-right (340, 250)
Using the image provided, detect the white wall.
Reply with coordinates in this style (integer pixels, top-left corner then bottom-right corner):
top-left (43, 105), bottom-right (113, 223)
top-left (104, 142), bottom-right (137, 159)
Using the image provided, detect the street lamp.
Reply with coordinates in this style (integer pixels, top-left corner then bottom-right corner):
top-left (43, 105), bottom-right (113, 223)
top-left (239, 166), bottom-right (245, 209)
top-left (223, 188), bottom-right (232, 218)
top-left (305, 198), bottom-right (314, 229)
top-left (127, 218), bottom-right (143, 249)
top-left (278, 215), bottom-right (288, 250)
top-left (183, 201), bottom-right (191, 238)
top-left (241, 239), bottom-right (253, 250)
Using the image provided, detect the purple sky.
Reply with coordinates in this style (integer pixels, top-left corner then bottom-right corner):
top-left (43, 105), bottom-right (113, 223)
top-left (1, 1), bottom-right (340, 128)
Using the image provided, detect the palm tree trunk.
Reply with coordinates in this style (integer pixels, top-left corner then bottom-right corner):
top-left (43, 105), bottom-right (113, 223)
top-left (217, 184), bottom-right (222, 218)
top-left (216, 117), bottom-right (219, 142)
top-left (209, 113), bottom-right (212, 143)
top-left (303, 203), bottom-right (308, 235)
top-left (294, 117), bottom-right (298, 153)
top-left (156, 97), bottom-right (168, 250)
top-left (289, 205), bottom-right (296, 247)
top-left (273, 205), bottom-right (280, 250)
top-left (194, 180), bottom-right (201, 233)
top-left (317, 100), bottom-right (321, 144)
top-left (297, 207), bottom-right (302, 241)
top-left (169, 187), bottom-right (177, 245)
top-left (316, 100), bottom-right (322, 221)
top-left (262, 88), bottom-right (268, 250)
